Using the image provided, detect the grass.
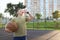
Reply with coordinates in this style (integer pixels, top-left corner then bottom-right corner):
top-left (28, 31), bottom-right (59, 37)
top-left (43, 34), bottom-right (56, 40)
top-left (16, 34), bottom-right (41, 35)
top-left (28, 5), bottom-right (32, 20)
top-left (0, 24), bottom-right (5, 28)
top-left (0, 21), bottom-right (60, 30)
top-left (27, 22), bottom-right (55, 28)
top-left (27, 21), bottom-right (60, 30)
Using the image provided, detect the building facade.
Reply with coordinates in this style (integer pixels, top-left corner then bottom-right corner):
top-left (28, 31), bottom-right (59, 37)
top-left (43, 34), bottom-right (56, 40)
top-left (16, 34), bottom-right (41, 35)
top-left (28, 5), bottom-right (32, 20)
top-left (24, 0), bottom-right (40, 16)
top-left (24, 0), bottom-right (60, 18)
top-left (57, 0), bottom-right (60, 10)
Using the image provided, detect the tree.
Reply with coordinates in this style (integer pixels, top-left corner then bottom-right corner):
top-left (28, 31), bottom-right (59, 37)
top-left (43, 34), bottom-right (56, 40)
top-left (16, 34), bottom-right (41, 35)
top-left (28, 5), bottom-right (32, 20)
top-left (0, 13), bottom-right (3, 18)
top-left (5, 2), bottom-right (26, 17)
top-left (36, 13), bottom-right (41, 19)
top-left (35, 13), bottom-right (42, 28)
top-left (0, 13), bottom-right (3, 25)
top-left (52, 10), bottom-right (59, 19)
top-left (52, 10), bottom-right (60, 28)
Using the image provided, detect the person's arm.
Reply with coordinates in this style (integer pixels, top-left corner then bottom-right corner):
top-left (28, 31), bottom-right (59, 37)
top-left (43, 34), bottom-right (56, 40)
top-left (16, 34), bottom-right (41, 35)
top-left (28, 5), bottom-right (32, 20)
top-left (26, 12), bottom-right (34, 22)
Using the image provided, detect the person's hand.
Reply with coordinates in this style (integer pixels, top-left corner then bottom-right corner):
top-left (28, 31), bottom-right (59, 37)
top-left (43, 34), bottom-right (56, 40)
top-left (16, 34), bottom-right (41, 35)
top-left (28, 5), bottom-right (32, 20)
top-left (5, 28), bottom-right (12, 33)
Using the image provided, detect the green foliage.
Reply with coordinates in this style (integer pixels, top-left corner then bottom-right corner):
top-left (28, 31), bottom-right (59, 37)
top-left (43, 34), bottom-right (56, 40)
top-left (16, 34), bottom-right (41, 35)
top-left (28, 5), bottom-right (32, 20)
top-left (52, 10), bottom-right (59, 19)
top-left (35, 13), bottom-right (42, 28)
top-left (5, 2), bottom-right (26, 17)
top-left (52, 10), bottom-right (60, 28)
top-left (0, 13), bottom-right (3, 18)
top-left (35, 13), bottom-right (42, 19)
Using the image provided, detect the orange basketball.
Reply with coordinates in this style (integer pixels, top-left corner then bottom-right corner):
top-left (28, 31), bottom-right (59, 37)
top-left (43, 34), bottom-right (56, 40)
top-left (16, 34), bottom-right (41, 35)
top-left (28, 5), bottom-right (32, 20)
top-left (5, 21), bottom-right (18, 32)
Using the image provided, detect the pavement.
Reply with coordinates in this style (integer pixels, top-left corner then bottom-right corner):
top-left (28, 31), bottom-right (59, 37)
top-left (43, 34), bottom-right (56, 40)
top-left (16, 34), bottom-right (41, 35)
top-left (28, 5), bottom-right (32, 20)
top-left (0, 28), bottom-right (60, 40)
top-left (29, 30), bottom-right (60, 40)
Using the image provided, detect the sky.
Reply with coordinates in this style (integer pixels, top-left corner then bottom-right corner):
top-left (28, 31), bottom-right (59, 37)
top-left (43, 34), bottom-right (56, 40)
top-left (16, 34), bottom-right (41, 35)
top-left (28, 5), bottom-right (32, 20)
top-left (0, 0), bottom-right (24, 18)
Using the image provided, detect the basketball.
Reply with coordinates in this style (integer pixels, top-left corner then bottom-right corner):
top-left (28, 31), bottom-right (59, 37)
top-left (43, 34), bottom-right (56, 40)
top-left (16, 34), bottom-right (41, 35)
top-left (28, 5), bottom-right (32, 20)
top-left (5, 21), bottom-right (18, 32)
